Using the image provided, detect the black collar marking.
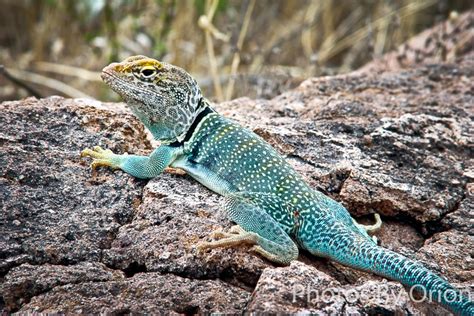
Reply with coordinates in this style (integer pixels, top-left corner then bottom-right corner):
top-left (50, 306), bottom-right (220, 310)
top-left (169, 106), bottom-right (215, 147)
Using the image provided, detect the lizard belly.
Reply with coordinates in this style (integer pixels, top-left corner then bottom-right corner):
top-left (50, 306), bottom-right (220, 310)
top-left (171, 156), bottom-right (234, 196)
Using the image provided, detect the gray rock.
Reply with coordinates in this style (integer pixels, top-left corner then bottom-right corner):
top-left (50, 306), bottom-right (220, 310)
top-left (247, 261), bottom-right (420, 315)
top-left (20, 271), bottom-right (249, 314)
top-left (2, 262), bottom-right (124, 311)
top-left (441, 194), bottom-right (474, 234)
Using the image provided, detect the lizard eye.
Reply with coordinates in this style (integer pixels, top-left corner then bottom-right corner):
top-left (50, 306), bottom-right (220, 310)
top-left (140, 67), bottom-right (157, 78)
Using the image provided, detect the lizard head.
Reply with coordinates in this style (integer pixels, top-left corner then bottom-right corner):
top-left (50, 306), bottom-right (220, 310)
top-left (101, 55), bottom-right (205, 143)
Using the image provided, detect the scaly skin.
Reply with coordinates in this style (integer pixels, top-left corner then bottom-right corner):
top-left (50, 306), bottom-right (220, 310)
top-left (82, 55), bottom-right (473, 315)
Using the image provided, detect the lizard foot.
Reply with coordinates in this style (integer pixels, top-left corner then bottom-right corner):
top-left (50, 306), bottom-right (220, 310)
top-left (353, 213), bottom-right (382, 243)
top-left (81, 146), bottom-right (122, 170)
top-left (358, 213), bottom-right (382, 233)
top-left (196, 225), bottom-right (258, 254)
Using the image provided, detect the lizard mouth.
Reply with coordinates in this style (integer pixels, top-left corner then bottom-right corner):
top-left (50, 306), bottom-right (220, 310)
top-left (100, 71), bottom-right (132, 98)
top-left (100, 70), bottom-right (129, 90)
top-left (100, 70), bottom-right (161, 103)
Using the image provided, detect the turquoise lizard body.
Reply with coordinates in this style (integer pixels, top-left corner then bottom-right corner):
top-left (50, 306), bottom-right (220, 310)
top-left (82, 55), bottom-right (473, 315)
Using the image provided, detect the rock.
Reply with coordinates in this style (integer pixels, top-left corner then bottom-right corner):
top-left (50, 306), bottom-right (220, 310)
top-left (1, 20), bottom-right (473, 314)
top-left (20, 272), bottom-right (249, 314)
top-left (247, 261), bottom-right (421, 315)
top-left (358, 11), bottom-right (474, 73)
top-left (416, 231), bottom-right (474, 283)
top-left (2, 262), bottom-right (124, 311)
top-left (247, 261), bottom-right (345, 314)
top-left (441, 194), bottom-right (474, 234)
top-left (0, 97), bottom-right (149, 277)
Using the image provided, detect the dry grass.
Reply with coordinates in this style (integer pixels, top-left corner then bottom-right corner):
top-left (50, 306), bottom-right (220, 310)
top-left (0, 0), bottom-right (471, 102)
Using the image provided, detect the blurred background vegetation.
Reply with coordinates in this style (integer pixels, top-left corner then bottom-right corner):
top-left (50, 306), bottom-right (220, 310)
top-left (0, 0), bottom-right (471, 102)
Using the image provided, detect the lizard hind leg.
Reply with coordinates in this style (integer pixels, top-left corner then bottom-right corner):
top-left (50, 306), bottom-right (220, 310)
top-left (197, 197), bottom-right (298, 265)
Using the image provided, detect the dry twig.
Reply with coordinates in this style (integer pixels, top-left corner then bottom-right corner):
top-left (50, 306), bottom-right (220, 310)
top-left (199, 0), bottom-right (226, 101)
top-left (5, 67), bottom-right (95, 99)
top-left (35, 62), bottom-right (102, 81)
top-left (225, 0), bottom-right (256, 101)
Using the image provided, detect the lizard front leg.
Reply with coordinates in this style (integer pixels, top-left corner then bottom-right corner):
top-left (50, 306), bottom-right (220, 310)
top-left (81, 145), bottom-right (182, 179)
top-left (197, 196), bottom-right (298, 265)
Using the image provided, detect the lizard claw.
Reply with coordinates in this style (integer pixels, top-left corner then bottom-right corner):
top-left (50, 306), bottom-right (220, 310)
top-left (207, 225), bottom-right (244, 239)
top-left (81, 146), bottom-right (121, 170)
top-left (81, 146), bottom-right (112, 158)
top-left (196, 225), bottom-right (257, 254)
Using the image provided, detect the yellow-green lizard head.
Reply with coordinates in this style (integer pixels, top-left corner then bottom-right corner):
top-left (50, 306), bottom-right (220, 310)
top-left (101, 55), bottom-right (205, 143)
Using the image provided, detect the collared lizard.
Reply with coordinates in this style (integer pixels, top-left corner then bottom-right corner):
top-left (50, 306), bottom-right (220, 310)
top-left (81, 55), bottom-right (473, 315)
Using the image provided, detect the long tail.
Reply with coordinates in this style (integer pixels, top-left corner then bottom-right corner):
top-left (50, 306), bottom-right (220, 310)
top-left (303, 226), bottom-right (473, 315)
